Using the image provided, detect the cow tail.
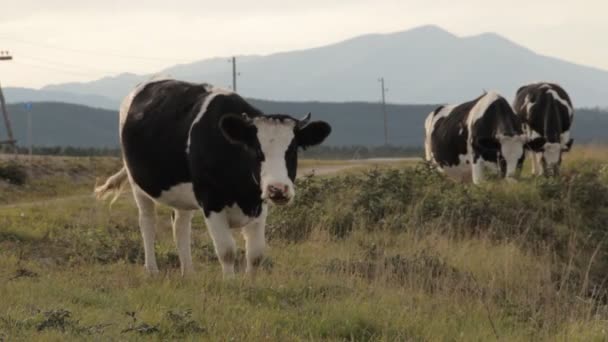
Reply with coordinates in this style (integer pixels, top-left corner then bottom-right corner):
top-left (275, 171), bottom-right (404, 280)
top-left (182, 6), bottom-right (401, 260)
top-left (94, 167), bottom-right (129, 206)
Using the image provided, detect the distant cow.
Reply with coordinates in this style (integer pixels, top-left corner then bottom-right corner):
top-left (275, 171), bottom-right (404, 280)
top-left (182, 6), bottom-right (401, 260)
top-left (513, 83), bottom-right (574, 176)
top-left (95, 79), bottom-right (331, 277)
top-left (425, 92), bottom-right (526, 184)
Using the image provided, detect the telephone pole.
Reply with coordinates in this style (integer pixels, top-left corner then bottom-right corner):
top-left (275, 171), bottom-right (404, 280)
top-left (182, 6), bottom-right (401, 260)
top-left (378, 77), bottom-right (389, 145)
top-left (227, 56), bottom-right (242, 92)
top-left (231, 56), bottom-right (238, 92)
top-left (0, 51), bottom-right (16, 150)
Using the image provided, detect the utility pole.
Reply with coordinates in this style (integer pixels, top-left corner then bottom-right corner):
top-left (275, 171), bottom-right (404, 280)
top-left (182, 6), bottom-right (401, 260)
top-left (227, 56), bottom-right (241, 92)
top-left (24, 103), bottom-right (33, 159)
top-left (378, 77), bottom-right (389, 145)
top-left (0, 51), bottom-right (17, 151)
top-left (232, 57), bottom-right (237, 92)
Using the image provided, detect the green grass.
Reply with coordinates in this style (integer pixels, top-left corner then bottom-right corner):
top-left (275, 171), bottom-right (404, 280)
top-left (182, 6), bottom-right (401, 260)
top-left (0, 149), bottom-right (608, 340)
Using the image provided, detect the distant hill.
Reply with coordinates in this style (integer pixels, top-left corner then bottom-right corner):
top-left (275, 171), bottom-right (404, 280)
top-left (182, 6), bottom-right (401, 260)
top-left (24, 25), bottom-right (608, 108)
top-left (3, 101), bottom-right (607, 148)
top-left (4, 87), bottom-right (116, 110)
top-left (5, 102), bottom-right (118, 147)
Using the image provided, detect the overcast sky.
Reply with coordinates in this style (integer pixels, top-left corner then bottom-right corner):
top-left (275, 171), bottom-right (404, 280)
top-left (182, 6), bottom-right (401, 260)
top-left (1, 0), bottom-right (606, 88)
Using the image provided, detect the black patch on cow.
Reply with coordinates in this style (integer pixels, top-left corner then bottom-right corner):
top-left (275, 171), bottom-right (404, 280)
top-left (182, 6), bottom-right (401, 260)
top-left (296, 121), bottom-right (332, 149)
top-left (526, 137), bottom-right (547, 152)
top-left (429, 100), bottom-right (475, 167)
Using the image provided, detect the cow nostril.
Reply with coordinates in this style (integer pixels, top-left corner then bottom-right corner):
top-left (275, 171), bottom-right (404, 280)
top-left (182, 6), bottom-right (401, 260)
top-left (268, 184), bottom-right (289, 197)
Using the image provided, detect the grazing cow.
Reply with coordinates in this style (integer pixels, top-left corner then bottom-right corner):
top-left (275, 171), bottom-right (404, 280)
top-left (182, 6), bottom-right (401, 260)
top-left (95, 79), bottom-right (331, 277)
top-left (425, 91), bottom-right (526, 184)
top-left (513, 83), bottom-right (574, 176)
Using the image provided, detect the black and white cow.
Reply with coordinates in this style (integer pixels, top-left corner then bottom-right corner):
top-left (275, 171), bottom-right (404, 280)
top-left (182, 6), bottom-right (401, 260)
top-left (95, 78), bottom-right (331, 277)
top-left (513, 83), bottom-right (574, 176)
top-left (425, 91), bottom-right (527, 184)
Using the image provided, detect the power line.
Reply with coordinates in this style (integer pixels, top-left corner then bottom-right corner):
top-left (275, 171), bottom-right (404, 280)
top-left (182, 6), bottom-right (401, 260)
top-left (19, 56), bottom-right (121, 74)
top-left (0, 35), bottom-right (192, 63)
top-left (13, 60), bottom-right (110, 77)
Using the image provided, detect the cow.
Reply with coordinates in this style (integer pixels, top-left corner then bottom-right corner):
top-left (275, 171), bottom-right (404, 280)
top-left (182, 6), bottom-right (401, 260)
top-left (513, 82), bottom-right (574, 176)
top-left (424, 91), bottom-right (527, 184)
top-left (95, 78), bottom-right (331, 277)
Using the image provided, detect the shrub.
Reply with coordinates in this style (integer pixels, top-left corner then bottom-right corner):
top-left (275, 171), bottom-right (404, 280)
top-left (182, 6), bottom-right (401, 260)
top-left (0, 161), bottom-right (28, 185)
top-left (269, 160), bottom-right (608, 298)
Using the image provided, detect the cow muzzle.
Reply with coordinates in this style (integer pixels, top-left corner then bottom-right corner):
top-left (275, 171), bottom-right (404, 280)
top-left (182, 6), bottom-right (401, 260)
top-left (264, 182), bottom-right (293, 205)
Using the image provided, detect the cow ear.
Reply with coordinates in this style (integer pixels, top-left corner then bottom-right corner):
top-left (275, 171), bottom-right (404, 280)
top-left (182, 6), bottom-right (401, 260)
top-left (295, 121), bottom-right (331, 149)
top-left (562, 138), bottom-right (574, 152)
top-left (474, 137), bottom-right (500, 151)
top-left (526, 137), bottom-right (546, 152)
top-left (219, 114), bottom-right (257, 147)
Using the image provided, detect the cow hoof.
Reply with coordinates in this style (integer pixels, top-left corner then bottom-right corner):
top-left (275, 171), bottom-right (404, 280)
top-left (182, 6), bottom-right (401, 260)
top-left (145, 266), bottom-right (160, 275)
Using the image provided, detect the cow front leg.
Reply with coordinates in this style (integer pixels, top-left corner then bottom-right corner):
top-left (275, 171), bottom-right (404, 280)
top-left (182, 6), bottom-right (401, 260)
top-left (532, 152), bottom-right (544, 176)
top-left (172, 210), bottom-right (195, 276)
top-left (242, 205), bottom-right (267, 278)
top-left (133, 188), bottom-right (159, 274)
top-left (471, 159), bottom-right (484, 185)
top-left (205, 210), bottom-right (236, 278)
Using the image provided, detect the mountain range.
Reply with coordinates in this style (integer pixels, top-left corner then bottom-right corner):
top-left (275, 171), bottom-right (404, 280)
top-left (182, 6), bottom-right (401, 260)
top-left (4, 101), bottom-right (607, 148)
top-left (5, 25), bottom-right (608, 109)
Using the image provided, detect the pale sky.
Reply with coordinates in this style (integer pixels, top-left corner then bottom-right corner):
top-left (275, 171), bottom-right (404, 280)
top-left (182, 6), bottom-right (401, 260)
top-left (1, 0), bottom-right (606, 88)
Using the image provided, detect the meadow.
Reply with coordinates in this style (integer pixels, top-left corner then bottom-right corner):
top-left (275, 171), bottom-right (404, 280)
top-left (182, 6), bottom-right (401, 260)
top-left (0, 148), bottom-right (607, 341)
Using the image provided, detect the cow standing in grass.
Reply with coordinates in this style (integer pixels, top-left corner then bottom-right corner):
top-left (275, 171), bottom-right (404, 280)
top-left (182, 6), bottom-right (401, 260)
top-left (513, 83), bottom-right (574, 176)
top-left (425, 91), bottom-right (527, 184)
top-left (95, 79), bottom-right (331, 277)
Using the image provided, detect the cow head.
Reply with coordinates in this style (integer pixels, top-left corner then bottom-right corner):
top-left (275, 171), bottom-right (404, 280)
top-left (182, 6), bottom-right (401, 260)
top-left (496, 134), bottom-right (526, 179)
top-left (475, 135), bottom-right (526, 180)
top-left (220, 113), bottom-right (331, 205)
top-left (525, 137), bottom-right (574, 176)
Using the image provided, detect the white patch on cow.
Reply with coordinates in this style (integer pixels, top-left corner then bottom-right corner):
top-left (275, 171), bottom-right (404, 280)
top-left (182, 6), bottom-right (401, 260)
top-left (439, 154), bottom-right (472, 182)
top-left (529, 129), bottom-right (542, 139)
top-left (186, 87), bottom-right (234, 153)
top-left (157, 183), bottom-right (199, 211)
top-left (561, 130), bottom-right (571, 147)
top-left (119, 75), bottom-right (172, 134)
top-left (254, 118), bottom-right (296, 202)
top-left (497, 134), bottom-right (526, 179)
top-left (205, 210), bottom-right (237, 277)
top-left (467, 91), bottom-right (501, 129)
top-left (523, 94), bottom-right (535, 114)
top-left (424, 105), bottom-right (456, 162)
top-left (543, 143), bottom-right (561, 167)
top-left (242, 204), bottom-right (267, 275)
top-left (225, 203), bottom-right (256, 229)
top-left (546, 89), bottom-right (573, 117)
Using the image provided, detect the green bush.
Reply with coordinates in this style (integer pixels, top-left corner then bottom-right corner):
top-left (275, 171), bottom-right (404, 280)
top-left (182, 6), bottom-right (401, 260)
top-left (269, 160), bottom-right (608, 297)
top-left (0, 161), bottom-right (28, 185)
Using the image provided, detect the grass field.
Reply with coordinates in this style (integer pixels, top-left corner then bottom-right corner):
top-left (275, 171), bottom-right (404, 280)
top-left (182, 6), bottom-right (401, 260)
top-left (0, 148), bottom-right (607, 341)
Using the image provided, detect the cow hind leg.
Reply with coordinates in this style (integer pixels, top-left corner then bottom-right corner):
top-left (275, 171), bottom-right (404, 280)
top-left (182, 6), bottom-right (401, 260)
top-left (172, 209), bottom-right (195, 276)
top-left (205, 211), bottom-right (236, 278)
top-left (242, 206), bottom-right (267, 278)
top-left (133, 188), bottom-right (159, 274)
